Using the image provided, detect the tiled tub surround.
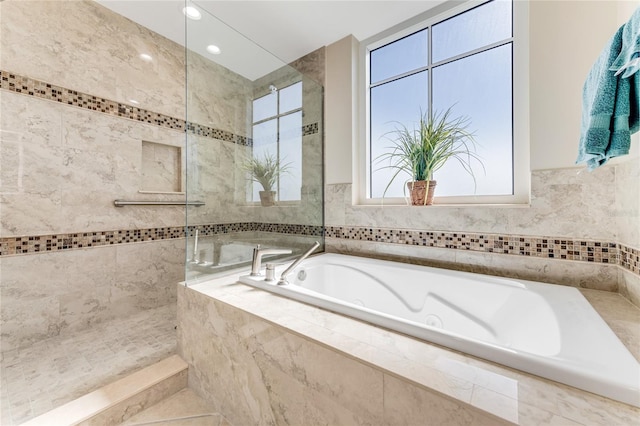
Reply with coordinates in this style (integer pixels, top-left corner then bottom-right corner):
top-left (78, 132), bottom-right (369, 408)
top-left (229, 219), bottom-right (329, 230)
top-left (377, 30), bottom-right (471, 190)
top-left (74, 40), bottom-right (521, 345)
top-left (178, 273), bottom-right (640, 426)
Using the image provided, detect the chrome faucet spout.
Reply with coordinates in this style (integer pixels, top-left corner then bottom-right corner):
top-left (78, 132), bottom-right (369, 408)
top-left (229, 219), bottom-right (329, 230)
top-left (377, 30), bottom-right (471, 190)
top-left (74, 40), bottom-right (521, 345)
top-left (278, 241), bottom-right (320, 285)
top-left (250, 245), bottom-right (292, 276)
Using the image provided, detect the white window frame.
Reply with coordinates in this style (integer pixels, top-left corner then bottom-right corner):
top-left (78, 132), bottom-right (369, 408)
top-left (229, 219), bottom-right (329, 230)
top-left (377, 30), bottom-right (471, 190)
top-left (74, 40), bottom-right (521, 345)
top-left (357, 0), bottom-right (530, 205)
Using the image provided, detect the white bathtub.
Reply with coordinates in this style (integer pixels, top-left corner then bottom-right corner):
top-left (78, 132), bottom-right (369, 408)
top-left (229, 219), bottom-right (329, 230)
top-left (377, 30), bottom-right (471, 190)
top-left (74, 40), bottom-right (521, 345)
top-left (239, 253), bottom-right (640, 407)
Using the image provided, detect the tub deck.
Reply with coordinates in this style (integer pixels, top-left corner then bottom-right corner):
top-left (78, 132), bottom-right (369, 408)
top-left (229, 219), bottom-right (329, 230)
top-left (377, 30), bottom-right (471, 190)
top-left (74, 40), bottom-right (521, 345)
top-left (184, 268), bottom-right (640, 425)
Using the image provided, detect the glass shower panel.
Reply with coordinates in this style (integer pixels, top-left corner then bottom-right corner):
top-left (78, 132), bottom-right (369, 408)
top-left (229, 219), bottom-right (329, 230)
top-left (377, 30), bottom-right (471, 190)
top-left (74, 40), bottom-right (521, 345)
top-left (185, 3), bottom-right (324, 283)
top-left (278, 111), bottom-right (303, 201)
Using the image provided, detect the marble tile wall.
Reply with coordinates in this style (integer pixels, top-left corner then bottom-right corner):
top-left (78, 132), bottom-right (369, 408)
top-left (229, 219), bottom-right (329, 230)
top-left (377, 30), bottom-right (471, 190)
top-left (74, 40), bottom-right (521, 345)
top-left (1, 0), bottom-right (185, 120)
top-left (614, 156), bottom-right (640, 249)
top-left (177, 284), bottom-right (508, 426)
top-left (0, 239), bottom-right (184, 352)
top-left (326, 167), bottom-right (619, 239)
top-left (0, 0), bottom-right (239, 355)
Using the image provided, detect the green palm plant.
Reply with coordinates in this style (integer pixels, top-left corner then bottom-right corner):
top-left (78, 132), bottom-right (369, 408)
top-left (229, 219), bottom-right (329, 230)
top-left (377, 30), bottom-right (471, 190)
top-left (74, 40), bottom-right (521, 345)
top-left (376, 107), bottom-right (484, 205)
top-left (242, 152), bottom-right (290, 193)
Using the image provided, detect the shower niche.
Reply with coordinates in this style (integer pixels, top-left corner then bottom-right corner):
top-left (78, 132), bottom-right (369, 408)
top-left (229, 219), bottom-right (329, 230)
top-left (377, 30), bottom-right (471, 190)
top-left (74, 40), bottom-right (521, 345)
top-left (140, 140), bottom-right (184, 194)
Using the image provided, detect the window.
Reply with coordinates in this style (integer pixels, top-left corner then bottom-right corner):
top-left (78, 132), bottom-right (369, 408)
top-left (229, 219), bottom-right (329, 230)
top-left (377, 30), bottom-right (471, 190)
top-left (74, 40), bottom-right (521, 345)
top-left (250, 81), bottom-right (302, 202)
top-left (365, 0), bottom-right (526, 204)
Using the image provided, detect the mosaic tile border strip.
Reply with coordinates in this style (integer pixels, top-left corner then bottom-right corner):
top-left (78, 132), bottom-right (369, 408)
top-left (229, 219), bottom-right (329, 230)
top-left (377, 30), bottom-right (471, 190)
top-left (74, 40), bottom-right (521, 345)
top-left (0, 222), bottom-right (323, 257)
top-left (187, 122), bottom-right (250, 146)
top-left (324, 226), bottom-right (631, 268)
top-left (1, 222), bottom-right (636, 275)
top-left (0, 70), bottom-right (320, 147)
top-left (620, 244), bottom-right (640, 275)
top-left (302, 122), bottom-right (319, 136)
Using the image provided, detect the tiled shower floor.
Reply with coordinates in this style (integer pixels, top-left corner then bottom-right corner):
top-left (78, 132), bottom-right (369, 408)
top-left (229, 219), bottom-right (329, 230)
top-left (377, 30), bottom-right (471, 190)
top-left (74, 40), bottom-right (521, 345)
top-left (0, 304), bottom-right (177, 425)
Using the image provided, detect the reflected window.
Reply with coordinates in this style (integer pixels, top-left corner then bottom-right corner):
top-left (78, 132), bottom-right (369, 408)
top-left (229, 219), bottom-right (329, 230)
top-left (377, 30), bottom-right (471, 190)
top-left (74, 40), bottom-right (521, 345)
top-left (251, 81), bottom-right (302, 202)
top-left (368, 0), bottom-right (514, 199)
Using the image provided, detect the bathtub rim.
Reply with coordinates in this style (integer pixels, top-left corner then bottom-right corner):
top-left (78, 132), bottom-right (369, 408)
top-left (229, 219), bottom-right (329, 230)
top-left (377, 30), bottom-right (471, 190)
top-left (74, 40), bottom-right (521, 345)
top-left (238, 254), bottom-right (640, 408)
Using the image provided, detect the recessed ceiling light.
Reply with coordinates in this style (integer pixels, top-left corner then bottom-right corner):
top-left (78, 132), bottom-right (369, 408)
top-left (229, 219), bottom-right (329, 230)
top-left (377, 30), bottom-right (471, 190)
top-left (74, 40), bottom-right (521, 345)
top-left (139, 53), bottom-right (153, 62)
top-left (183, 6), bottom-right (201, 20)
top-left (206, 44), bottom-right (221, 55)
top-left (129, 99), bottom-right (140, 105)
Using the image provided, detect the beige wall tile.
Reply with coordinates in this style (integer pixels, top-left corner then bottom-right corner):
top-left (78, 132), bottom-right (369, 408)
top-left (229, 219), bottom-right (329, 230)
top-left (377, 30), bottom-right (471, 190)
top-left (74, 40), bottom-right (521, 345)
top-left (615, 157), bottom-right (640, 248)
top-left (619, 268), bottom-right (640, 309)
top-left (179, 285), bottom-right (386, 426)
top-left (1, 0), bottom-right (184, 119)
top-left (383, 374), bottom-right (512, 426)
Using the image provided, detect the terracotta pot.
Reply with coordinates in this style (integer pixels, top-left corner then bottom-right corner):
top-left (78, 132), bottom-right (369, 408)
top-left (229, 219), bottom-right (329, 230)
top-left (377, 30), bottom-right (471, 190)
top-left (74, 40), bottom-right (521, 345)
top-left (407, 180), bottom-right (437, 205)
top-left (259, 190), bottom-right (276, 207)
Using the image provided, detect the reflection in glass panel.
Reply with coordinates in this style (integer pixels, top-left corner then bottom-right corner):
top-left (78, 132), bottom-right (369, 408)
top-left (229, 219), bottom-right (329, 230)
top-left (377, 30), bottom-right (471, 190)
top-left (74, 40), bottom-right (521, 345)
top-left (432, 44), bottom-right (513, 196)
top-left (253, 92), bottom-right (277, 122)
top-left (370, 30), bottom-right (428, 84)
top-left (279, 82), bottom-right (302, 114)
top-left (250, 119), bottom-right (278, 201)
top-left (370, 71), bottom-right (428, 198)
top-left (185, 3), bottom-right (324, 284)
top-left (279, 111), bottom-right (302, 201)
top-left (432, 0), bottom-right (512, 63)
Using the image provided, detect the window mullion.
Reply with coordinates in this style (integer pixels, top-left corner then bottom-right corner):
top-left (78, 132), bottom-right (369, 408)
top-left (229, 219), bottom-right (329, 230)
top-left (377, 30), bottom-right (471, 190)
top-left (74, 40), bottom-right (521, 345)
top-left (431, 38), bottom-right (513, 68)
top-left (428, 25), bottom-right (433, 120)
top-left (276, 92), bottom-right (281, 200)
top-left (370, 65), bottom-right (430, 89)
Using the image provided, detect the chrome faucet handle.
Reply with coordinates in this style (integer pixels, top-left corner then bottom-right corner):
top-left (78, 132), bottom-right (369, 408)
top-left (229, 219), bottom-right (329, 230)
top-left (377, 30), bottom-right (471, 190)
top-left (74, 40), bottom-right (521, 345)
top-left (250, 245), bottom-right (292, 276)
top-left (265, 263), bottom-right (279, 282)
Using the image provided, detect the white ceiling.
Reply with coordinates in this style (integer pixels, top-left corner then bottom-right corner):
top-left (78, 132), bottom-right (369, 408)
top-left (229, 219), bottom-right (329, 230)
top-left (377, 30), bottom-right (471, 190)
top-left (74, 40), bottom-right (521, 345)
top-left (97, 0), bottom-right (445, 81)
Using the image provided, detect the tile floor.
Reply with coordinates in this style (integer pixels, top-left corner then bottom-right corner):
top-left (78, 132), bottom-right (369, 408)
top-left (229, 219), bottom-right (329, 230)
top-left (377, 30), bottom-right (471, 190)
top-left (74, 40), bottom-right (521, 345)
top-left (123, 388), bottom-right (231, 426)
top-left (0, 304), bottom-right (177, 425)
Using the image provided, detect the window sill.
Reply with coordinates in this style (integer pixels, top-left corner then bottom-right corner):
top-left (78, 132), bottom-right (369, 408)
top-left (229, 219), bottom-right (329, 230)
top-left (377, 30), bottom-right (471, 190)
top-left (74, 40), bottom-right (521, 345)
top-left (355, 200), bottom-right (531, 208)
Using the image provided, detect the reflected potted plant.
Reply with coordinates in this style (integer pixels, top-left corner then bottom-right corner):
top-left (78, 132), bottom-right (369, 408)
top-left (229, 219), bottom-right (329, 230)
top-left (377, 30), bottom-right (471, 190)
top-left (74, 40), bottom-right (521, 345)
top-left (377, 107), bottom-right (483, 205)
top-left (243, 153), bottom-right (290, 207)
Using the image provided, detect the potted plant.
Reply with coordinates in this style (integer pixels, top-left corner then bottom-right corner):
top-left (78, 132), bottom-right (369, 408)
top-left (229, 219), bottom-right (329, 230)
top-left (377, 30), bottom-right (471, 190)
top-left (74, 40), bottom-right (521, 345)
top-left (242, 153), bottom-right (290, 207)
top-left (377, 107), bottom-right (483, 205)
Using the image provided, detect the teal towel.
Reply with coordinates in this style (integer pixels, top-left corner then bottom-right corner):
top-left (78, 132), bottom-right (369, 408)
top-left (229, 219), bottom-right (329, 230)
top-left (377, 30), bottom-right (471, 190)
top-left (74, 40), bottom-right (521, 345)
top-left (610, 7), bottom-right (640, 78)
top-left (577, 20), bottom-right (640, 170)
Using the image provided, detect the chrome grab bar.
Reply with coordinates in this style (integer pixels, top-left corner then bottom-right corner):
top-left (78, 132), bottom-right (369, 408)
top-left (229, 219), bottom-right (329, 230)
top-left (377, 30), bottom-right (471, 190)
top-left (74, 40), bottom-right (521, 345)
top-left (114, 200), bottom-right (205, 207)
